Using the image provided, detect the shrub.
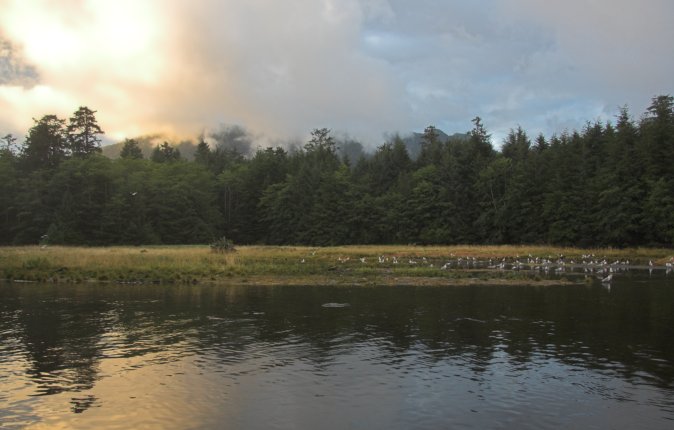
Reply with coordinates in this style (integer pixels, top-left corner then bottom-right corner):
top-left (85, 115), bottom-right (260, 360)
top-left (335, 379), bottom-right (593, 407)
top-left (210, 236), bottom-right (236, 253)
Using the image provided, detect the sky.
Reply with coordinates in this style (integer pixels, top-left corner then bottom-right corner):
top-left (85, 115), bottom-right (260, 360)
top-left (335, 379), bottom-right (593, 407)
top-left (1, 0), bottom-right (673, 147)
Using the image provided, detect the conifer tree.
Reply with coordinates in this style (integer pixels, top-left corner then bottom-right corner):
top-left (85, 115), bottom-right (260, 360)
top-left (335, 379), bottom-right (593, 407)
top-left (119, 138), bottom-right (143, 159)
top-left (21, 115), bottom-right (68, 170)
top-left (151, 142), bottom-right (181, 163)
top-left (67, 106), bottom-right (104, 157)
top-left (194, 138), bottom-right (212, 166)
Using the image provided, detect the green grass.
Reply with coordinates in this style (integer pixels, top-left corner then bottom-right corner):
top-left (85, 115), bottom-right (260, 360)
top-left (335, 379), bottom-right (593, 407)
top-left (0, 244), bottom-right (671, 286)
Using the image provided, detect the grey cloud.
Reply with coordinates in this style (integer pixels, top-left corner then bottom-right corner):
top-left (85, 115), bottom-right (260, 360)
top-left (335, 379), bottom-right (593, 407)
top-left (0, 0), bottom-right (672, 146)
top-left (0, 37), bottom-right (39, 87)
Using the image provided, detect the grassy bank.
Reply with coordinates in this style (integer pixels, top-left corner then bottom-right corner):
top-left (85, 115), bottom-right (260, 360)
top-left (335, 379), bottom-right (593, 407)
top-left (1, 245), bottom-right (672, 286)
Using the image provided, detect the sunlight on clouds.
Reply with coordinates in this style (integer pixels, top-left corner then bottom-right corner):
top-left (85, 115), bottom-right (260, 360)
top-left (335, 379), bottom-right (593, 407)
top-left (87, 2), bottom-right (166, 85)
top-left (0, 0), bottom-right (173, 139)
top-left (0, 84), bottom-right (78, 131)
top-left (0, 0), bottom-right (411, 143)
top-left (0, 0), bottom-right (671, 144)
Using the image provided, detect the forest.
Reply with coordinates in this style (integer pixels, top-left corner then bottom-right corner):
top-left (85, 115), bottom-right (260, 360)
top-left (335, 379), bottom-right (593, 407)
top-left (1, 96), bottom-right (673, 248)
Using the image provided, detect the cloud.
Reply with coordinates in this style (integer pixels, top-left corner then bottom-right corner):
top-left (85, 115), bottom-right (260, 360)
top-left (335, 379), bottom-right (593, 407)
top-left (0, 0), bottom-right (172, 139)
top-left (165, 0), bottom-right (411, 141)
top-left (0, 0), bottom-right (410, 144)
top-left (492, 0), bottom-right (674, 134)
top-left (361, 0), bottom-right (674, 140)
top-left (0, 0), bottom-right (672, 147)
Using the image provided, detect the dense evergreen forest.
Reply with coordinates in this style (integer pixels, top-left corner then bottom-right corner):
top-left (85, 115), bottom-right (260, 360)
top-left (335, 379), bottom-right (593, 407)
top-left (1, 97), bottom-right (673, 247)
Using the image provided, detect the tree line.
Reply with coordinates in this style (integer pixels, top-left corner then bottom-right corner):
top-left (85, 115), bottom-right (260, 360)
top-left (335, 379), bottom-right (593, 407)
top-left (1, 96), bottom-right (672, 247)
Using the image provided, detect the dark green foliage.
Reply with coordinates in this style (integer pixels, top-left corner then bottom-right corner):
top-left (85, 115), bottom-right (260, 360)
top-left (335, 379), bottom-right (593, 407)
top-left (2, 133), bottom-right (18, 154)
top-left (219, 147), bottom-right (288, 243)
top-left (21, 115), bottom-right (68, 171)
top-left (119, 138), bottom-right (143, 159)
top-left (417, 125), bottom-right (444, 167)
top-left (151, 142), bottom-right (181, 163)
top-left (193, 138), bottom-right (211, 166)
top-left (353, 135), bottom-right (411, 195)
top-left (143, 162), bottom-right (219, 244)
top-left (0, 150), bottom-right (18, 242)
top-left (43, 155), bottom-right (114, 244)
top-left (1, 96), bottom-right (673, 246)
top-left (67, 106), bottom-right (104, 157)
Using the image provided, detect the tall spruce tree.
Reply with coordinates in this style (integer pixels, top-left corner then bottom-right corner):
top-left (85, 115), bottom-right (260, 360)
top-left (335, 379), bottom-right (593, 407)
top-left (67, 106), bottom-right (104, 157)
top-left (194, 138), bottom-right (212, 166)
top-left (119, 138), bottom-right (143, 159)
top-left (151, 142), bottom-right (181, 163)
top-left (21, 115), bottom-right (68, 171)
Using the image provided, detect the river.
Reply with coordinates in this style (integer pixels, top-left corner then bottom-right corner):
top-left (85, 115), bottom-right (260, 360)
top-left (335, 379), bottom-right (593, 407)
top-left (1, 272), bottom-right (673, 429)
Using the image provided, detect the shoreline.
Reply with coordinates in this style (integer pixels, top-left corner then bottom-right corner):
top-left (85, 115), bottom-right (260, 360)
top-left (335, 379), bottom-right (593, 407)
top-left (1, 245), bottom-right (671, 287)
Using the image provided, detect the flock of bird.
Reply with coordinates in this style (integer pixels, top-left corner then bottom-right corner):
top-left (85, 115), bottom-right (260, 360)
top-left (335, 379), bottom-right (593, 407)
top-left (302, 252), bottom-right (674, 286)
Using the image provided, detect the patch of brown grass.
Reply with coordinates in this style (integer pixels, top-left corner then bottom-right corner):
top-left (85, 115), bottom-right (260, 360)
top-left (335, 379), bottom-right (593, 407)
top-left (1, 244), bottom-right (671, 285)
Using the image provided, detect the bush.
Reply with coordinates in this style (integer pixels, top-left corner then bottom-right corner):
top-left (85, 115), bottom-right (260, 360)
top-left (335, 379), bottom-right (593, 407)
top-left (210, 236), bottom-right (235, 253)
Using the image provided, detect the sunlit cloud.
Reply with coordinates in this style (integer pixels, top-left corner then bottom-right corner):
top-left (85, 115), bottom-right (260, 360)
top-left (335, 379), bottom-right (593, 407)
top-left (0, 0), bottom-right (672, 146)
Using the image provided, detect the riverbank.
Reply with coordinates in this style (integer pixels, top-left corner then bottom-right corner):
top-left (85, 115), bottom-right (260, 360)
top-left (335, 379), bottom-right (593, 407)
top-left (1, 245), bottom-right (672, 286)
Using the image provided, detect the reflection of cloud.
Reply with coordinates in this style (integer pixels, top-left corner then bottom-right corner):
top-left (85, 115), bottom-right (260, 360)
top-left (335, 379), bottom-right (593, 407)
top-left (0, 1), bottom-right (672, 146)
top-left (21, 353), bottom-right (207, 430)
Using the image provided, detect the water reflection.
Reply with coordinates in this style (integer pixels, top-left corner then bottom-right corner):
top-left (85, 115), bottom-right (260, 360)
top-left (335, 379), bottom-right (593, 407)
top-left (1, 276), bottom-right (673, 429)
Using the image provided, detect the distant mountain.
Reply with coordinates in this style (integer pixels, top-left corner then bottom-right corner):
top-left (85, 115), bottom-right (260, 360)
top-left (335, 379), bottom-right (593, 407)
top-left (100, 129), bottom-right (469, 161)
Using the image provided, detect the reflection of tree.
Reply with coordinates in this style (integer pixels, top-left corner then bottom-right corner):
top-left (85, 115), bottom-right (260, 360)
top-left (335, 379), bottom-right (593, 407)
top-left (70, 394), bottom-right (99, 413)
top-left (3, 280), bottom-right (674, 411)
top-left (10, 285), bottom-right (109, 411)
top-left (183, 283), bottom-right (674, 388)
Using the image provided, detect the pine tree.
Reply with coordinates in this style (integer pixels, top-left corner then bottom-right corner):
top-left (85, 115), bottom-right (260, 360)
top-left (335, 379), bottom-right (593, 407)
top-left (67, 106), bottom-right (104, 157)
top-left (417, 125), bottom-right (444, 167)
top-left (641, 95), bottom-right (673, 180)
top-left (194, 138), bottom-right (212, 166)
top-left (2, 134), bottom-right (18, 156)
top-left (119, 138), bottom-right (143, 159)
top-left (151, 142), bottom-right (181, 163)
top-left (21, 115), bottom-right (68, 171)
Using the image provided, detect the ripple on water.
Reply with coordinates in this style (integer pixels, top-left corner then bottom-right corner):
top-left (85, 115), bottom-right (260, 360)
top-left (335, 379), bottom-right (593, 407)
top-left (2, 282), bottom-right (674, 429)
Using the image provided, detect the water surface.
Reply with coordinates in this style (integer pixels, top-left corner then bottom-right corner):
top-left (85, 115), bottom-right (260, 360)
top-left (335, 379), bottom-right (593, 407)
top-left (1, 274), bottom-right (673, 429)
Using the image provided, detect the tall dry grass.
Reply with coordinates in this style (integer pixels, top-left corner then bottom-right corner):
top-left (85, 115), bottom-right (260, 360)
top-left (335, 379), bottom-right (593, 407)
top-left (1, 244), bottom-right (671, 284)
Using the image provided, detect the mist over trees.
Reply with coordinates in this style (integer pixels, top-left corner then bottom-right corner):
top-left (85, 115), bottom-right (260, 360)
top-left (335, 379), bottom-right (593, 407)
top-left (1, 96), bottom-right (673, 247)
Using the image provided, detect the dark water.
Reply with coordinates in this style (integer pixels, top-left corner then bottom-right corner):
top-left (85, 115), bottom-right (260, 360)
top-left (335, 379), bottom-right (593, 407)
top-left (1, 275), bottom-right (674, 429)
